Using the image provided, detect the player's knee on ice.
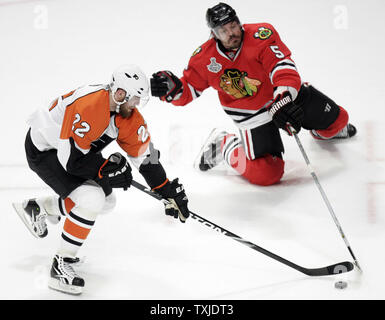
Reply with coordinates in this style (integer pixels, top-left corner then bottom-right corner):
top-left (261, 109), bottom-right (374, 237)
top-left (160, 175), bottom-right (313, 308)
top-left (296, 84), bottom-right (347, 133)
top-left (243, 155), bottom-right (284, 186)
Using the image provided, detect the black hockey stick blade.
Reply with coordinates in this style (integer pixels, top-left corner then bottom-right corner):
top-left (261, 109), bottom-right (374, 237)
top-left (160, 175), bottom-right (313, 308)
top-left (298, 261), bottom-right (354, 276)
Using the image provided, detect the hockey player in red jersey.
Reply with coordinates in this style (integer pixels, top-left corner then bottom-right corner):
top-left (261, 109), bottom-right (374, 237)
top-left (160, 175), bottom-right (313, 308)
top-left (12, 65), bottom-right (190, 295)
top-left (150, 2), bottom-right (356, 186)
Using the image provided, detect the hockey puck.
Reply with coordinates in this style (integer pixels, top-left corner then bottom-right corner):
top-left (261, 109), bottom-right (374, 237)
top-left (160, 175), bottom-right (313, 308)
top-left (334, 281), bottom-right (348, 289)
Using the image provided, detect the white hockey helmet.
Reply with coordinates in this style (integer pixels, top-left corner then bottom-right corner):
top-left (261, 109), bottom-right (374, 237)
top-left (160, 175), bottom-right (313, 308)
top-left (110, 64), bottom-right (150, 109)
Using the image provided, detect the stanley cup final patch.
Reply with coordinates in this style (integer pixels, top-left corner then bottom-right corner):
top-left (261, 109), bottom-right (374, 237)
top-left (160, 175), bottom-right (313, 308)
top-left (207, 57), bottom-right (222, 73)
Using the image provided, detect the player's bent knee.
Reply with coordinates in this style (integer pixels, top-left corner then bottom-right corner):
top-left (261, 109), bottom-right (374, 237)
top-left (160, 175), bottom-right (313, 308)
top-left (244, 155), bottom-right (284, 186)
top-left (68, 182), bottom-right (106, 219)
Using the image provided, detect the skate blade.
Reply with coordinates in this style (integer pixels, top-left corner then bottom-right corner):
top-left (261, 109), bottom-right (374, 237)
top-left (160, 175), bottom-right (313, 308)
top-left (12, 202), bottom-right (40, 239)
top-left (193, 128), bottom-right (223, 170)
top-left (48, 278), bottom-right (83, 295)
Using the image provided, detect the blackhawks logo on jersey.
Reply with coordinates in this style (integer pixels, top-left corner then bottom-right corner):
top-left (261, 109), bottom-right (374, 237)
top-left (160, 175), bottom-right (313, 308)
top-left (253, 27), bottom-right (273, 40)
top-left (219, 69), bottom-right (261, 99)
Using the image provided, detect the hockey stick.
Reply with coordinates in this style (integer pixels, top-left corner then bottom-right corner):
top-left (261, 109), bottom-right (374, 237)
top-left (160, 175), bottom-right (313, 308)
top-left (131, 179), bottom-right (354, 277)
top-left (291, 130), bottom-right (362, 272)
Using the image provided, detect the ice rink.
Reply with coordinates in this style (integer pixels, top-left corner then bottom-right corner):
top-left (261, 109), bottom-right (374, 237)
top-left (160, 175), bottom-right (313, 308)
top-left (0, 0), bottom-right (384, 300)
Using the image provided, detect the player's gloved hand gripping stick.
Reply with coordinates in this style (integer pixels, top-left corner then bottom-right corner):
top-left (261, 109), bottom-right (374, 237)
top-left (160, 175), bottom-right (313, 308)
top-left (97, 152), bottom-right (133, 194)
top-left (154, 178), bottom-right (190, 223)
top-left (131, 179), bottom-right (355, 276)
top-left (267, 91), bottom-right (304, 135)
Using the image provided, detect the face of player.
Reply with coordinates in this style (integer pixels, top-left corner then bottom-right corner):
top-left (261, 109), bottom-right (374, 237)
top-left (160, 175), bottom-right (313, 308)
top-left (112, 89), bottom-right (149, 118)
top-left (213, 20), bottom-right (243, 50)
top-left (113, 89), bottom-right (139, 118)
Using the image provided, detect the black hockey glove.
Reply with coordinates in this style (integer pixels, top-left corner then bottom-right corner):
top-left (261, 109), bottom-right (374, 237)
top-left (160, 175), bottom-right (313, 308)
top-left (155, 178), bottom-right (189, 223)
top-left (98, 152), bottom-right (132, 190)
top-left (267, 91), bottom-right (304, 135)
top-left (150, 71), bottom-right (183, 102)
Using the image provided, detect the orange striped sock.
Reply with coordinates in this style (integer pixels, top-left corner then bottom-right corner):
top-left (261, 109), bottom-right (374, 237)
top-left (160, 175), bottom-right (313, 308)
top-left (58, 199), bottom-right (96, 257)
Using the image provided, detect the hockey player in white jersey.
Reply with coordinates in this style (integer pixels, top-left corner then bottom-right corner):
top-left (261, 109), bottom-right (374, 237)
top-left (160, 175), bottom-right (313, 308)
top-left (13, 65), bottom-right (190, 295)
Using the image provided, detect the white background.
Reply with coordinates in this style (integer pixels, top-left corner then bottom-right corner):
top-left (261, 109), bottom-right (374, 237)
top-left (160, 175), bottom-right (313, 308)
top-left (0, 0), bottom-right (384, 300)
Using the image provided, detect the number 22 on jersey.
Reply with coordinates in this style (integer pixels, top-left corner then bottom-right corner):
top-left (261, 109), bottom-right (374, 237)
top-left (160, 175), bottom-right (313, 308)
top-left (72, 113), bottom-right (91, 138)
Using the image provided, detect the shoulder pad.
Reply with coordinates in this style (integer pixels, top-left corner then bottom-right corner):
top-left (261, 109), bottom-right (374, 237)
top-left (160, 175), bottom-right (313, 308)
top-left (190, 38), bottom-right (216, 58)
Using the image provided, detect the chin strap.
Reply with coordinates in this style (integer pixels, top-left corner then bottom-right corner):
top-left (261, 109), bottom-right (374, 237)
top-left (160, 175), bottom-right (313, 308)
top-left (111, 91), bottom-right (124, 113)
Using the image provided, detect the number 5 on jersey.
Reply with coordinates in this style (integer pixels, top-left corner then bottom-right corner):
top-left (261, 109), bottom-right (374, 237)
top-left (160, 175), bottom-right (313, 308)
top-left (72, 113), bottom-right (90, 138)
top-left (270, 45), bottom-right (285, 59)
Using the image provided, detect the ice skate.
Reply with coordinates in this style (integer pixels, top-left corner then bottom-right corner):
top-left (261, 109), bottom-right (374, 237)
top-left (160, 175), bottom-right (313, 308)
top-left (310, 123), bottom-right (357, 140)
top-left (12, 199), bottom-right (48, 238)
top-left (194, 128), bottom-right (227, 171)
top-left (48, 254), bottom-right (85, 295)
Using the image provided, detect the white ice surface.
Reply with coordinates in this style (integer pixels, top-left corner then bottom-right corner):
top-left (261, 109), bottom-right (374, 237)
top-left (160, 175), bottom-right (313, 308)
top-left (0, 0), bottom-right (384, 300)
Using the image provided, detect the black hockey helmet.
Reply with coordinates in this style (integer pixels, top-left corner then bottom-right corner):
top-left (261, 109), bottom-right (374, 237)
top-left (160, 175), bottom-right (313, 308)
top-left (206, 2), bottom-right (240, 29)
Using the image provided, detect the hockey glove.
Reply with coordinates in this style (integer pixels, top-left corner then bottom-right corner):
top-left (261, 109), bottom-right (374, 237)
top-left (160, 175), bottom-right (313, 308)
top-left (150, 71), bottom-right (183, 102)
top-left (267, 91), bottom-right (304, 135)
top-left (98, 152), bottom-right (132, 190)
top-left (155, 178), bottom-right (190, 223)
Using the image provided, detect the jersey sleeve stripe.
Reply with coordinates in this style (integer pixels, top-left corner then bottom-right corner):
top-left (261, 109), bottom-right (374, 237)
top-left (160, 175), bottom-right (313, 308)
top-left (235, 109), bottom-right (272, 130)
top-left (61, 90), bottom-right (75, 100)
top-left (187, 83), bottom-right (202, 100)
top-left (48, 98), bottom-right (59, 111)
top-left (269, 59), bottom-right (298, 83)
top-left (63, 88), bottom-right (107, 109)
top-left (48, 89), bottom-right (75, 111)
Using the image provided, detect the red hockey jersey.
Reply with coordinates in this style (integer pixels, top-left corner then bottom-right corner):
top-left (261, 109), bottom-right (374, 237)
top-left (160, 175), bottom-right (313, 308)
top-left (172, 23), bottom-right (301, 123)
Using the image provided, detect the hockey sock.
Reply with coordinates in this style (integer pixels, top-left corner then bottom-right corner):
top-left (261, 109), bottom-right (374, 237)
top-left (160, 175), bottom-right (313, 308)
top-left (221, 134), bottom-right (244, 170)
top-left (58, 197), bottom-right (96, 258)
top-left (58, 197), bottom-right (76, 216)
